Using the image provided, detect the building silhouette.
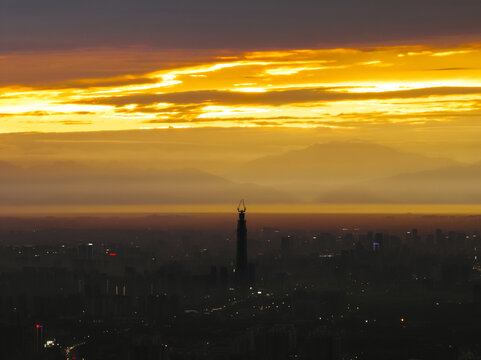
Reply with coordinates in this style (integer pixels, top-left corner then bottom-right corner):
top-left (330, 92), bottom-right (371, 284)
top-left (281, 236), bottom-right (291, 259)
top-left (34, 324), bottom-right (44, 353)
top-left (236, 200), bottom-right (248, 274)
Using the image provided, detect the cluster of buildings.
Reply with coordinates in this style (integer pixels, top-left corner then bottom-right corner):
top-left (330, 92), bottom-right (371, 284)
top-left (0, 210), bottom-right (480, 359)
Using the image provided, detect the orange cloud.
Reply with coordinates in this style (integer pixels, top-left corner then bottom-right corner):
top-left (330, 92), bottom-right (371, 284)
top-left (2, 44), bottom-right (481, 133)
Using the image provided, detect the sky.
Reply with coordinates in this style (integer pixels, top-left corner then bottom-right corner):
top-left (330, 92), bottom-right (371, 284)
top-left (3, 45), bottom-right (481, 134)
top-left (2, 0), bottom-right (481, 51)
top-left (2, 0), bottom-right (481, 212)
top-left (2, 0), bottom-right (481, 134)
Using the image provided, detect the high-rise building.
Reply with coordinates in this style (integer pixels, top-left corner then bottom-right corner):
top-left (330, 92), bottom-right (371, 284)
top-left (281, 235), bottom-right (291, 259)
top-left (34, 324), bottom-right (44, 353)
top-left (236, 200), bottom-right (248, 274)
top-left (373, 233), bottom-right (383, 252)
top-left (78, 243), bottom-right (93, 260)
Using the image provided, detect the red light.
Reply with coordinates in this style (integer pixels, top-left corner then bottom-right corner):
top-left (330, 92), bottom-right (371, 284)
top-left (109, 253), bottom-right (117, 256)
top-left (36, 325), bottom-right (40, 328)
top-left (257, 252), bottom-right (264, 256)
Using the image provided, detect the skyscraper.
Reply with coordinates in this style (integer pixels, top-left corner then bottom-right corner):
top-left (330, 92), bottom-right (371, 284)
top-left (34, 324), bottom-right (44, 353)
top-left (281, 235), bottom-right (291, 259)
top-left (236, 200), bottom-right (248, 274)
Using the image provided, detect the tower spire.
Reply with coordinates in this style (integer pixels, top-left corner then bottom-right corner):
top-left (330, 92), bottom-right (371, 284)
top-left (237, 199), bottom-right (246, 213)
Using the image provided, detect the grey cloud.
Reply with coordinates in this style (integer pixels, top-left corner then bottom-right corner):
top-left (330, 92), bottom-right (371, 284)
top-left (74, 86), bottom-right (481, 108)
top-left (2, 0), bottom-right (481, 52)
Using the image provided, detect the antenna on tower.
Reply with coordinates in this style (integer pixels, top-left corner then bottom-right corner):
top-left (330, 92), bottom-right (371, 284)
top-left (237, 199), bottom-right (246, 213)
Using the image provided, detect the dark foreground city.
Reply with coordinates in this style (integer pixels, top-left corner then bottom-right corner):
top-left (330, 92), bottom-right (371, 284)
top-left (0, 211), bottom-right (480, 360)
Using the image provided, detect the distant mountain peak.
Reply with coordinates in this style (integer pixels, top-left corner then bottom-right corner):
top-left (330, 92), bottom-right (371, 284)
top-left (242, 141), bottom-right (458, 181)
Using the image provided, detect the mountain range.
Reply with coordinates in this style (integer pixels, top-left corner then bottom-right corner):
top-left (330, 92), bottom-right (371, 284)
top-left (1, 141), bottom-right (479, 206)
top-left (318, 161), bottom-right (481, 204)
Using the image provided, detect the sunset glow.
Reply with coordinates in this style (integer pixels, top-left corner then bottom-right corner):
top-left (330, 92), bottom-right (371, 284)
top-left (2, 44), bottom-right (481, 133)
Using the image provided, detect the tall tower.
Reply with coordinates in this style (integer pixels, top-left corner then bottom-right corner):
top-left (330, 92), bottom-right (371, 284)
top-left (236, 199), bottom-right (248, 273)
